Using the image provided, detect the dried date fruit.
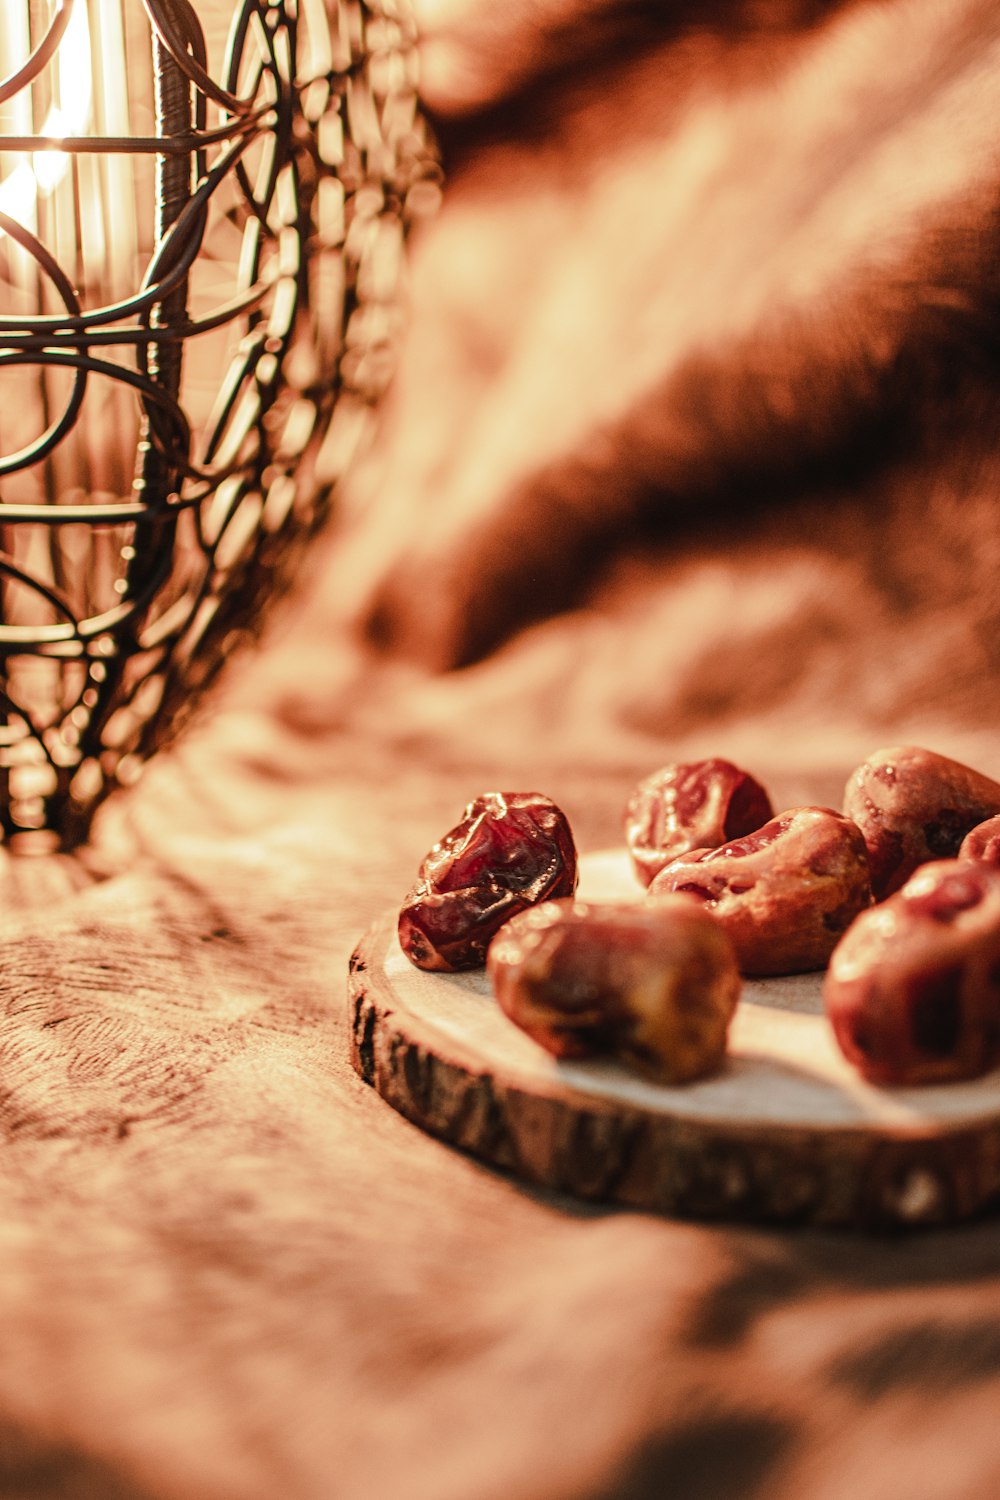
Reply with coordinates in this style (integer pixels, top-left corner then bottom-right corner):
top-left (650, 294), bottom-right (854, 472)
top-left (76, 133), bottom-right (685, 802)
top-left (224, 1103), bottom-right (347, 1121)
top-left (487, 897), bottom-right (740, 1083)
top-left (398, 792), bottom-right (578, 971)
top-left (842, 746), bottom-right (1000, 900)
top-left (823, 859), bottom-right (1000, 1084)
top-left (650, 806), bottom-right (872, 976)
top-left (625, 758), bottom-right (773, 888)
top-left (958, 815), bottom-right (1000, 867)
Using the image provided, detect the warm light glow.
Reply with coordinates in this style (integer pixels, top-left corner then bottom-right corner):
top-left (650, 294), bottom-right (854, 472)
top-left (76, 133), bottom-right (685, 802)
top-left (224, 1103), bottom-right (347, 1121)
top-left (0, 0), bottom-right (93, 228)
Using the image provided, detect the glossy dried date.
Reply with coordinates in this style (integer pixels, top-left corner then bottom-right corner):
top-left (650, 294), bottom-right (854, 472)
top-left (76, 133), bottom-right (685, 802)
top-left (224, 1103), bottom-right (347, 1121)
top-left (843, 746), bottom-right (1000, 899)
top-left (649, 806), bottom-right (872, 975)
top-left (398, 792), bottom-right (578, 971)
top-left (487, 897), bottom-right (740, 1083)
top-left (824, 859), bottom-right (1000, 1084)
top-left (959, 815), bottom-right (1000, 867)
top-left (625, 758), bottom-right (773, 887)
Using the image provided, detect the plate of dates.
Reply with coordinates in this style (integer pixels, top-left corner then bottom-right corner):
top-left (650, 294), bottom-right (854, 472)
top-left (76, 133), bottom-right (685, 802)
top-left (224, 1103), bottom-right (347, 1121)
top-left (348, 756), bottom-right (1000, 1230)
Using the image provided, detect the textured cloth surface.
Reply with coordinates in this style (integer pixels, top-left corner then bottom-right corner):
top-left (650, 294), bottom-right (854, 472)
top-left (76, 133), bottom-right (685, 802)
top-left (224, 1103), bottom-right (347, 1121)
top-left (1, 557), bottom-right (999, 1500)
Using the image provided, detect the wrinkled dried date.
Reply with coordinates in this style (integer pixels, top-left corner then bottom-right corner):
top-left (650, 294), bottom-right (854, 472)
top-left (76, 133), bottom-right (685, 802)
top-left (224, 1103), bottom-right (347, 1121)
top-left (824, 859), bottom-right (1000, 1085)
top-left (624, 758), bottom-right (773, 888)
top-left (843, 746), bottom-right (1000, 899)
top-left (959, 815), bottom-right (1000, 867)
top-left (487, 897), bottom-right (740, 1083)
top-left (649, 806), bottom-right (872, 976)
top-left (398, 792), bottom-right (578, 971)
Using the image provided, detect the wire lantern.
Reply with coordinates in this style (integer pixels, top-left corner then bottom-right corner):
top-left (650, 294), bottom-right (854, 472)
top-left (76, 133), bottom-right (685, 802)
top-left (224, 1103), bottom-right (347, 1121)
top-left (0, 0), bottom-right (436, 849)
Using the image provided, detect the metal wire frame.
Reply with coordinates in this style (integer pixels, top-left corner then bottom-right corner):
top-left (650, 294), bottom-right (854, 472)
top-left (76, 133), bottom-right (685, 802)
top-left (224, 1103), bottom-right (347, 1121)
top-left (0, 0), bottom-right (437, 847)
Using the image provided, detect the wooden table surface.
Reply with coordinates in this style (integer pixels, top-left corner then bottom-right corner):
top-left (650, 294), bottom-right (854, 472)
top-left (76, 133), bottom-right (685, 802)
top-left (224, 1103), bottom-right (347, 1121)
top-left (2, 532), bottom-right (999, 1500)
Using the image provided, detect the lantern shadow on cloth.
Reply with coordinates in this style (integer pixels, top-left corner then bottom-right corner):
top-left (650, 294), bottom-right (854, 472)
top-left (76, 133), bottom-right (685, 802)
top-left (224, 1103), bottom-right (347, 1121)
top-left (0, 0), bottom-right (435, 848)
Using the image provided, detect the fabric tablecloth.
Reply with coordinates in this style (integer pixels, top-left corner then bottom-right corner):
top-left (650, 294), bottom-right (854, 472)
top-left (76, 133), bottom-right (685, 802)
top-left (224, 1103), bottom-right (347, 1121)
top-left (2, 516), bottom-right (999, 1500)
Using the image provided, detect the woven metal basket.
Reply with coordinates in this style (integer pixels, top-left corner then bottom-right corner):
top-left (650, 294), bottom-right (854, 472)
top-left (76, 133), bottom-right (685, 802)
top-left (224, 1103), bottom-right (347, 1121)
top-left (0, 0), bottom-right (436, 848)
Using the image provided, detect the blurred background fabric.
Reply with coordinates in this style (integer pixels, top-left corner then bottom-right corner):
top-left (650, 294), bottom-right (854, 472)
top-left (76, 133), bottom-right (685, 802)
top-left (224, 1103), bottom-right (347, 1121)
top-left (322, 0), bottom-right (1000, 765)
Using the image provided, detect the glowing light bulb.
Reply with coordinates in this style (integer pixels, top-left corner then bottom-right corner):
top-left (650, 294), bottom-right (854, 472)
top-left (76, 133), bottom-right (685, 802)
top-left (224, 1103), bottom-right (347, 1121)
top-left (0, 0), bottom-right (93, 229)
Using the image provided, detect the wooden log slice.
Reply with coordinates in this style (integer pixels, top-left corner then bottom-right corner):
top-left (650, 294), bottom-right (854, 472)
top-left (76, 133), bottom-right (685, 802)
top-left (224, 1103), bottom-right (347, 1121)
top-left (347, 851), bottom-right (1000, 1229)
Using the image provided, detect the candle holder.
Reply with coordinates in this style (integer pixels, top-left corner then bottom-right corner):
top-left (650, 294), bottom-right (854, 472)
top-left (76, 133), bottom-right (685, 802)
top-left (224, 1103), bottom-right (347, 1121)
top-left (0, 0), bottom-right (436, 849)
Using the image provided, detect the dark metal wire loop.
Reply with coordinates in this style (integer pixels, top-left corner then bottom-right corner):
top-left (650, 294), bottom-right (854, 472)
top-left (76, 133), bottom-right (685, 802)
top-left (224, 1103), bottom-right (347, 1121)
top-left (0, 0), bottom-right (73, 107)
top-left (0, 210), bottom-right (87, 473)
